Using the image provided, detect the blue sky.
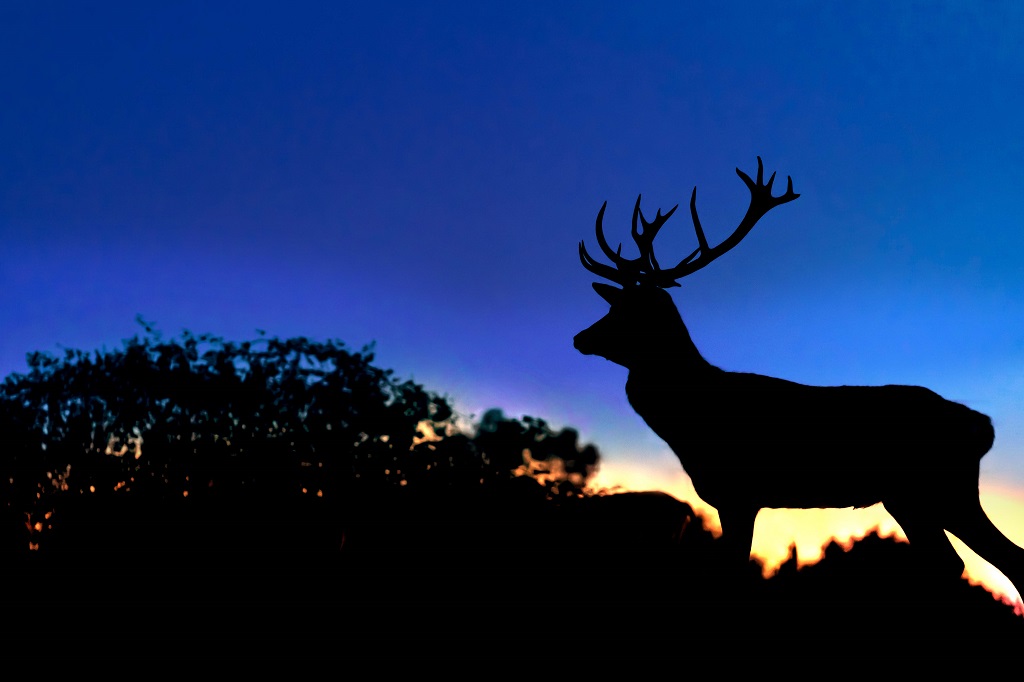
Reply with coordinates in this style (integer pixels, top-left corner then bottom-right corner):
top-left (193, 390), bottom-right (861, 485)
top-left (3, 2), bottom-right (1024, 579)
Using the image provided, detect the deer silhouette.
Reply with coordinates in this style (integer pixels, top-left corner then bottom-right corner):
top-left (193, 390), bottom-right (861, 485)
top-left (575, 157), bottom-right (1024, 592)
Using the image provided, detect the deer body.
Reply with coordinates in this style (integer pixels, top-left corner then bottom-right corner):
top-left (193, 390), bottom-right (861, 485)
top-left (620, 333), bottom-right (993, 512)
top-left (576, 159), bottom-right (1024, 591)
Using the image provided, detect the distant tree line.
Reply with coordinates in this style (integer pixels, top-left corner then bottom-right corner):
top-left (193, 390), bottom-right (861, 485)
top-left (0, 322), bottom-right (599, 555)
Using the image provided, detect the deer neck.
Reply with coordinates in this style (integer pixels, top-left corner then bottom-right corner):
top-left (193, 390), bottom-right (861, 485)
top-left (624, 319), bottom-right (716, 468)
top-left (630, 314), bottom-right (711, 374)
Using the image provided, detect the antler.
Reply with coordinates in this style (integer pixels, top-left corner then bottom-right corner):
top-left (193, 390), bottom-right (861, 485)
top-left (654, 156), bottom-right (799, 285)
top-left (579, 197), bottom-right (679, 286)
top-left (579, 157), bottom-right (798, 288)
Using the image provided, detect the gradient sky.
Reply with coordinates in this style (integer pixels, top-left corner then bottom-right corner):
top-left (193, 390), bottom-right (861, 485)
top-left (3, 2), bottom-right (1024, 595)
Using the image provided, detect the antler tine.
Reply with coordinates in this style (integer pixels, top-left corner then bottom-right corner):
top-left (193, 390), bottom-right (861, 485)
top-left (679, 245), bottom-right (701, 266)
top-left (637, 186), bottom-right (708, 285)
top-left (594, 202), bottom-right (624, 264)
top-left (688, 186), bottom-right (710, 253)
top-left (630, 194), bottom-right (646, 257)
top-left (579, 241), bottom-right (633, 286)
top-left (582, 195), bottom-right (679, 287)
top-left (595, 200), bottom-right (645, 269)
top-left (632, 198), bottom-right (679, 277)
top-left (637, 202), bottom-right (679, 243)
top-left (653, 157), bottom-right (799, 286)
top-left (736, 157), bottom-right (800, 208)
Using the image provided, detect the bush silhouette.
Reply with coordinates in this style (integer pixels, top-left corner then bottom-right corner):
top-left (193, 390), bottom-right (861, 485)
top-left (0, 323), bottom-right (600, 560)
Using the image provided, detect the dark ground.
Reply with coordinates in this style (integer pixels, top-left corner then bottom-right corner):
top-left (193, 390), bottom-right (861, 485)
top-left (4, 488), bottom-right (1021, 647)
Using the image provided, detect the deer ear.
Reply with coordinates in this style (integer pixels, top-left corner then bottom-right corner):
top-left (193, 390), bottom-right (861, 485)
top-left (592, 282), bottom-right (623, 306)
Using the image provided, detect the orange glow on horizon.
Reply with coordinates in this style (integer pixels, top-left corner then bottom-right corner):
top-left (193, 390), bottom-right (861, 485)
top-left (591, 456), bottom-right (1024, 613)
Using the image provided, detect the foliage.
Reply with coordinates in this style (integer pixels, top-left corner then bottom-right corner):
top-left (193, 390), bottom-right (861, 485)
top-left (0, 323), bottom-right (600, 553)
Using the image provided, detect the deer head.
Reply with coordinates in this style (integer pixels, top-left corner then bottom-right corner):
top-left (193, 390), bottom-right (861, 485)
top-left (574, 157), bottom-right (799, 369)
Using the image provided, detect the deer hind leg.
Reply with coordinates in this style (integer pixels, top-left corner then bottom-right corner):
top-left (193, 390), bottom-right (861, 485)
top-left (941, 493), bottom-right (1024, 596)
top-left (884, 499), bottom-right (966, 582)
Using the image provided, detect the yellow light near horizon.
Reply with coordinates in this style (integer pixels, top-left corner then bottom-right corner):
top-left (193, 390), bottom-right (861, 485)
top-left (592, 456), bottom-right (1024, 612)
top-left (960, 484), bottom-right (1024, 611)
top-left (751, 506), bottom-right (906, 575)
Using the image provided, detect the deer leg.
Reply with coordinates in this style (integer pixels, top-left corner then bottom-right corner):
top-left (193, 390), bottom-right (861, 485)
top-left (717, 505), bottom-right (758, 569)
top-left (884, 500), bottom-right (965, 582)
top-left (942, 494), bottom-right (1024, 596)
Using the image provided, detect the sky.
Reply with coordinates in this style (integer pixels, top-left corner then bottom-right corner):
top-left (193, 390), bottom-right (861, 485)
top-left (3, 2), bottom-right (1024, 598)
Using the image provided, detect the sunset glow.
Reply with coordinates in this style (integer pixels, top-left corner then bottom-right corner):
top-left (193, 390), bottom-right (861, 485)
top-left (593, 453), bottom-right (1024, 612)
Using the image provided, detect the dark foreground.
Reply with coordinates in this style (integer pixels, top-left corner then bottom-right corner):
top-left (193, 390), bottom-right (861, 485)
top-left (4, 487), bottom-right (1021, 646)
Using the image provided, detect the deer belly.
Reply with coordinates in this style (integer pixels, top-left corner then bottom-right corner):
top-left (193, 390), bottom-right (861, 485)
top-left (680, 449), bottom-right (886, 512)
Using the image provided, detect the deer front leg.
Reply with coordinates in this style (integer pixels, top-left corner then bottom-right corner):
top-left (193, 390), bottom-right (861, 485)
top-left (717, 505), bottom-right (759, 570)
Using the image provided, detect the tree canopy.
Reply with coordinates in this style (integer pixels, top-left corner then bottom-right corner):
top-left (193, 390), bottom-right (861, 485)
top-left (0, 323), bottom-right (599, 554)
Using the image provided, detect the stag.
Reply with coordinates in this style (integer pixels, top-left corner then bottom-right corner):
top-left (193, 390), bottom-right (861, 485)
top-left (575, 158), bottom-right (1024, 591)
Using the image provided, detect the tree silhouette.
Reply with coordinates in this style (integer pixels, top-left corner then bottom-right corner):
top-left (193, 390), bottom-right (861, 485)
top-left (0, 323), bottom-right (600, 560)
